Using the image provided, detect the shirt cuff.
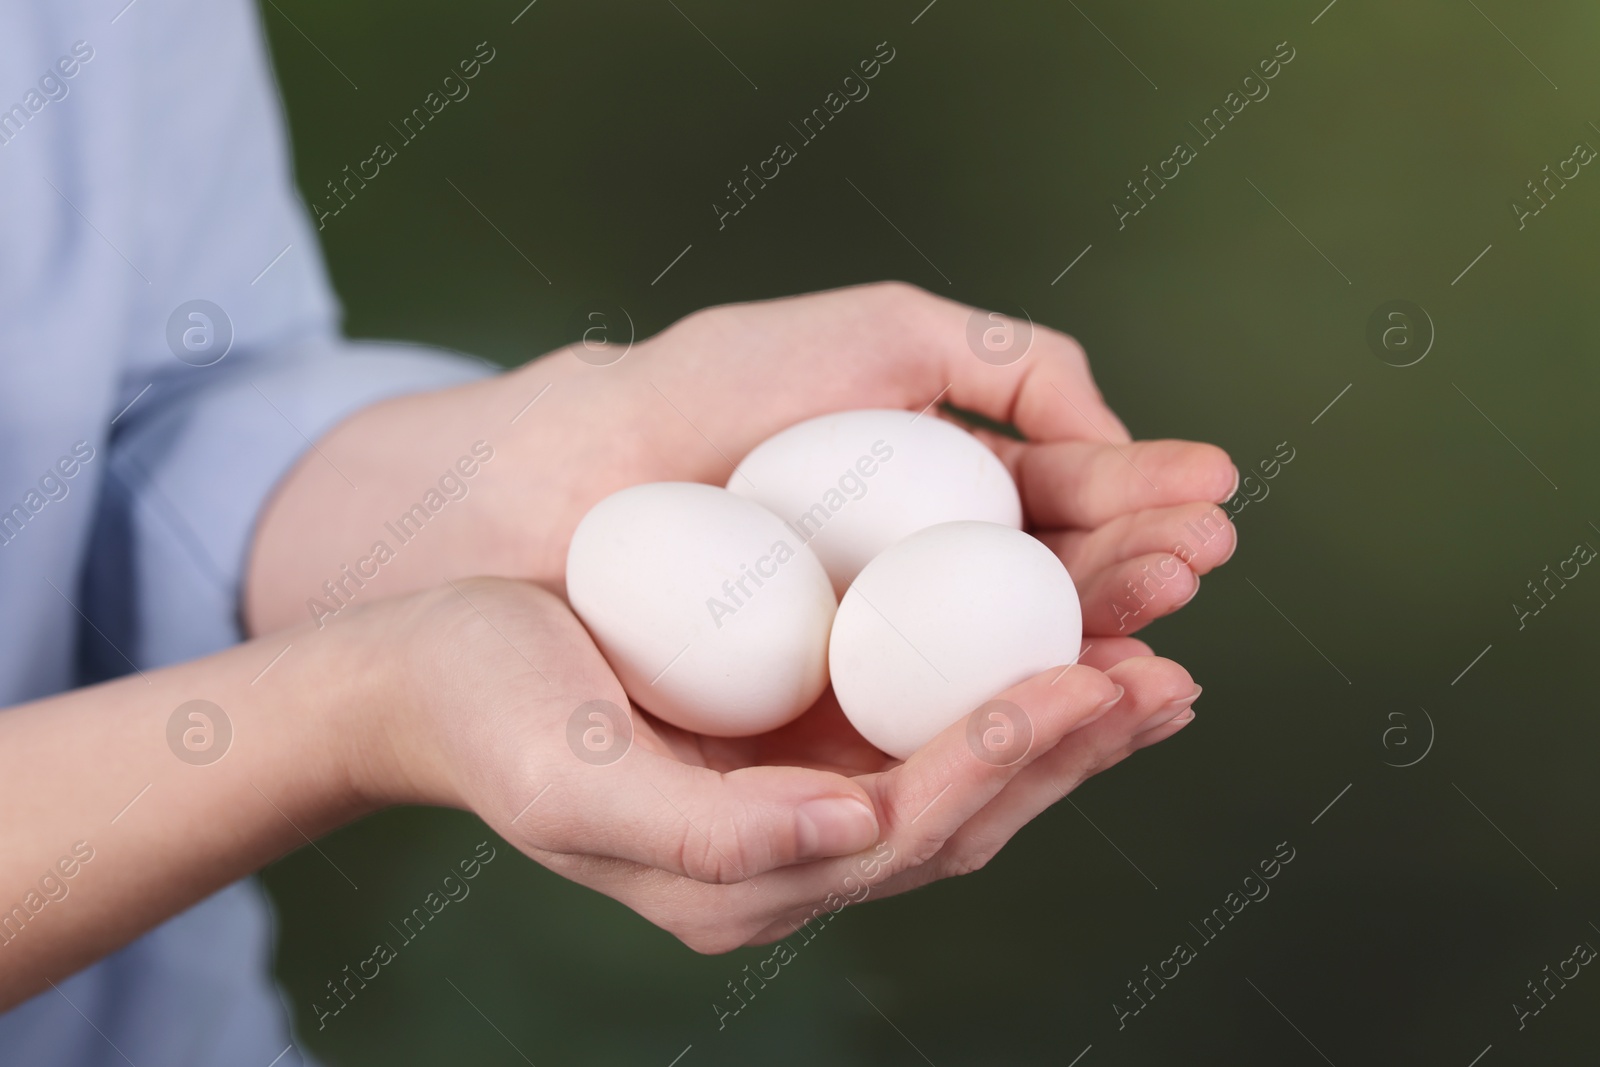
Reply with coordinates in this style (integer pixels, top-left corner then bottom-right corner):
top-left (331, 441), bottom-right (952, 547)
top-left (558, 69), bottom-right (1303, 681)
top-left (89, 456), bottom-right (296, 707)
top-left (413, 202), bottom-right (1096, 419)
top-left (82, 338), bottom-right (494, 673)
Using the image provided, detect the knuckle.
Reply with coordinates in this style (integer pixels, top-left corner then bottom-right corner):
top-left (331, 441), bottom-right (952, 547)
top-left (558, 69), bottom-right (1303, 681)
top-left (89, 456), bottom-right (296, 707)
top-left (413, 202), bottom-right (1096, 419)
top-left (674, 812), bottom-right (757, 886)
top-left (877, 795), bottom-right (945, 867)
top-left (868, 280), bottom-right (935, 326)
top-left (939, 845), bottom-right (998, 879)
top-left (869, 279), bottom-right (925, 305)
top-left (1044, 326), bottom-right (1090, 365)
top-left (1046, 663), bottom-right (1110, 709)
top-left (674, 821), bottom-right (722, 884)
top-left (897, 829), bottom-right (947, 870)
top-left (657, 303), bottom-right (722, 351)
top-left (674, 920), bottom-right (748, 955)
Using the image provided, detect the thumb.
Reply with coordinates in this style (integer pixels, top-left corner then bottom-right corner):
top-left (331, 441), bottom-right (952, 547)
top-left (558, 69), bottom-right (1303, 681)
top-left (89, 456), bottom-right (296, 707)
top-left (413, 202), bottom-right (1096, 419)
top-left (893, 285), bottom-right (1132, 444)
top-left (546, 752), bottom-right (880, 884)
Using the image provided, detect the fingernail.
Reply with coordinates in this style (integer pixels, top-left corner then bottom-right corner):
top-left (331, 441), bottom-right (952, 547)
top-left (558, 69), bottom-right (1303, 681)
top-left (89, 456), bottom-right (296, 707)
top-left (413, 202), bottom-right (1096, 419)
top-left (1137, 685), bottom-right (1201, 732)
top-left (795, 797), bottom-right (878, 860)
top-left (1178, 574), bottom-right (1201, 608)
top-left (1219, 522), bottom-right (1240, 565)
top-left (1094, 684), bottom-right (1126, 716)
top-left (1223, 465), bottom-right (1241, 502)
top-left (1172, 708), bottom-right (1196, 726)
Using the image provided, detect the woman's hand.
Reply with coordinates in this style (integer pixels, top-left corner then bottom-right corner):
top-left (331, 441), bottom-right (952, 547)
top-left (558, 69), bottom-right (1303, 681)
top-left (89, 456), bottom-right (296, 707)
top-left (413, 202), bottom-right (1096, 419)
top-left (0, 566), bottom-right (1196, 1007)
top-left (376, 578), bottom-right (1200, 953)
top-left (246, 283), bottom-right (1238, 639)
top-left (236, 281), bottom-right (1230, 950)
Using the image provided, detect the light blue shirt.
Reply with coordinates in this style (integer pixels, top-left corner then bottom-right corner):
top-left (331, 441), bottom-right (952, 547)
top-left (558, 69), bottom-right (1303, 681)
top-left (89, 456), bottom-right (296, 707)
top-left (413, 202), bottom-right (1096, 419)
top-left (0, 1), bottom-right (487, 1061)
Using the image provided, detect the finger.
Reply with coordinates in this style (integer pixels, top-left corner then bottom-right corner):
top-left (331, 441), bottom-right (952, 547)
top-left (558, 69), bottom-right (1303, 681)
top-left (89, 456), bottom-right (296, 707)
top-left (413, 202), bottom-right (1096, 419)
top-left (538, 752), bottom-right (880, 884)
top-left (915, 657), bottom-right (1197, 879)
top-left (739, 666), bottom-right (1201, 944)
top-left (1076, 637), bottom-right (1153, 670)
top-left (885, 285), bottom-right (1132, 443)
top-left (844, 664), bottom-right (1122, 881)
top-left (688, 692), bottom-right (1198, 952)
top-left (732, 664), bottom-right (1129, 942)
top-left (726, 662), bottom-right (1120, 904)
top-left (543, 660), bottom-right (1123, 950)
top-left (1131, 706), bottom-right (1196, 750)
top-left (1075, 551), bottom-right (1201, 636)
top-left (1068, 703), bottom-right (1198, 790)
top-left (732, 697), bottom-right (1199, 950)
top-left (597, 659), bottom-right (1157, 948)
top-left (1042, 638), bottom-right (1152, 694)
top-left (1039, 501), bottom-right (1237, 580)
top-left (1005, 440), bottom-right (1237, 529)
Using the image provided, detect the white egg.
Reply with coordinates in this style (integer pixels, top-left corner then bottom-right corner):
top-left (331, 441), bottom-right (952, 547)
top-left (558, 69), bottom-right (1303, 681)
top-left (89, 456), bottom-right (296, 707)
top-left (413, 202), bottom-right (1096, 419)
top-left (727, 409), bottom-right (1022, 596)
top-left (829, 521), bottom-right (1082, 759)
top-left (566, 482), bottom-right (836, 736)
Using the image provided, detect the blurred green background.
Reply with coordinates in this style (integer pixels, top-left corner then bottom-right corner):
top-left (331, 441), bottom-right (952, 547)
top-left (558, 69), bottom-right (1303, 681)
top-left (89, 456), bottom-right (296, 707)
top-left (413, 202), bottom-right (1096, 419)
top-left (258, 1), bottom-right (1600, 1063)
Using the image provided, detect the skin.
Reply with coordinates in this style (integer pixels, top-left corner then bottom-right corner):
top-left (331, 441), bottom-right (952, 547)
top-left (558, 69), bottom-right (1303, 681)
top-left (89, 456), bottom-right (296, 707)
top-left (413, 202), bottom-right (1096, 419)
top-left (0, 283), bottom-right (1231, 1008)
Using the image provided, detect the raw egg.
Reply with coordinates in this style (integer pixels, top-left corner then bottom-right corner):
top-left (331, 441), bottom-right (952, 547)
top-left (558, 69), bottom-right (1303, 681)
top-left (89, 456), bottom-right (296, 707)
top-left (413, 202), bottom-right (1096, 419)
top-left (829, 521), bottom-right (1082, 759)
top-left (727, 409), bottom-right (1022, 595)
top-left (566, 482), bottom-right (836, 736)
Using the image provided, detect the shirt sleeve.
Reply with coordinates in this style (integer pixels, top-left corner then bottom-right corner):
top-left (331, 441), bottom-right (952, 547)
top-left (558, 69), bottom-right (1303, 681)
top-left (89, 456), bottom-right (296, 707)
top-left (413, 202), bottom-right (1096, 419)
top-left (80, 338), bottom-right (493, 675)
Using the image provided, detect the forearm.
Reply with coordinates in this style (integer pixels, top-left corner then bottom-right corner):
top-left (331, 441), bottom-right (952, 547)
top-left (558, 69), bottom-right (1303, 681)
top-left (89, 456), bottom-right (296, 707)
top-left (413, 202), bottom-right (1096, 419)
top-left (0, 616), bottom-right (391, 1008)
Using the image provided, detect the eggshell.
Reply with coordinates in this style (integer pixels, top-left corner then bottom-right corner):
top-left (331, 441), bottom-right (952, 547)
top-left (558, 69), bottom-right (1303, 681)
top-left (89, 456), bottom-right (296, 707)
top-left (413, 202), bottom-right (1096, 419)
top-left (829, 521), bottom-right (1082, 759)
top-left (727, 409), bottom-right (1022, 595)
top-left (566, 482), bottom-right (836, 736)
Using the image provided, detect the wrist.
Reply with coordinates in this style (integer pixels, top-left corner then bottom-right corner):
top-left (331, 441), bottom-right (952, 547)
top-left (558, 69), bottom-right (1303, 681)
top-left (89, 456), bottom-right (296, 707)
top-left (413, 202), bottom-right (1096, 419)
top-left (304, 589), bottom-right (472, 812)
top-left (273, 597), bottom-right (437, 816)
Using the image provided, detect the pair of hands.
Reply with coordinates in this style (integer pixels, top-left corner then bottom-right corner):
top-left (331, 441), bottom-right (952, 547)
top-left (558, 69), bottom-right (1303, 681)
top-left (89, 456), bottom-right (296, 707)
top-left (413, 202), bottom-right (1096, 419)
top-left (257, 282), bottom-right (1237, 953)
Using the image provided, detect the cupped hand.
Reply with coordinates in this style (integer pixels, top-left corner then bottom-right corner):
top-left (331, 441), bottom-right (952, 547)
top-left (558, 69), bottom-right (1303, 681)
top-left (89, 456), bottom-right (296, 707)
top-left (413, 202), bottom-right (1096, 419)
top-left (249, 282), bottom-right (1237, 640)
top-left (242, 283), bottom-right (1232, 951)
top-left (494, 282), bottom-right (1239, 636)
top-left (366, 578), bottom-right (1200, 953)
